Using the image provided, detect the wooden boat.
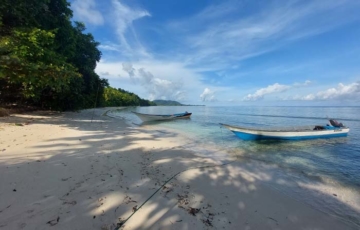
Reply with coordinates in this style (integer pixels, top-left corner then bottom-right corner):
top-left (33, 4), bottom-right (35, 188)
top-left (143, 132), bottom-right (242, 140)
top-left (220, 119), bottom-right (350, 141)
top-left (132, 111), bottom-right (192, 122)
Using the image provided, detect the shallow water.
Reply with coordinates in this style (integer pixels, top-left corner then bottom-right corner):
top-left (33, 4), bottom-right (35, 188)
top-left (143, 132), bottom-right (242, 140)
top-left (110, 106), bottom-right (360, 226)
top-left (112, 106), bottom-right (360, 187)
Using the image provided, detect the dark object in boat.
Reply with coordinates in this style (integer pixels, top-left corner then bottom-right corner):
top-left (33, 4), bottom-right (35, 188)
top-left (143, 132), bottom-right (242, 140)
top-left (313, 126), bottom-right (325, 130)
top-left (329, 119), bottom-right (344, 127)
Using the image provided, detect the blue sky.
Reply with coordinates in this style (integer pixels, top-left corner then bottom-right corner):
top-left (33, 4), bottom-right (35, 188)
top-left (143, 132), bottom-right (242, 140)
top-left (70, 0), bottom-right (360, 105)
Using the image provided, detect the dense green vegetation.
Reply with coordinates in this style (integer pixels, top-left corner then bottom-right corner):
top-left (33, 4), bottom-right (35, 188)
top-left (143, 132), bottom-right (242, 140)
top-left (152, 100), bottom-right (204, 106)
top-left (104, 87), bottom-right (155, 106)
top-left (0, 0), bottom-right (153, 110)
top-left (153, 100), bottom-right (184, 106)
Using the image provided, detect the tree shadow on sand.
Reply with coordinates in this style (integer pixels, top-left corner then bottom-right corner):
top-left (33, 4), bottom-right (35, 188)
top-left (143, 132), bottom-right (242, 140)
top-left (0, 108), bottom-right (359, 230)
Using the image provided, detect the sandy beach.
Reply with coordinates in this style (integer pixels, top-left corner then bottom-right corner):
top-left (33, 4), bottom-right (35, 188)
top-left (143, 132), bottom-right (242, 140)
top-left (0, 108), bottom-right (358, 230)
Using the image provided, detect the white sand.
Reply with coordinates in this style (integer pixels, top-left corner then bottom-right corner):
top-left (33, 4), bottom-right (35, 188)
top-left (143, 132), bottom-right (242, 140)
top-left (0, 108), bottom-right (358, 230)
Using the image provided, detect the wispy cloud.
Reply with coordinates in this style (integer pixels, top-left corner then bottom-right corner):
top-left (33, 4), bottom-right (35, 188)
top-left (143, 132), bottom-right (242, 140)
top-left (110, 0), bottom-right (151, 58)
top-left (98, 43), bottom-right (122, 52)
top-left (200, 88), bottom-right (216, 102)
top-left (244, 81), bottom-right (311, 101)
top-left (71, 0), bottom-right (150, 57)
top-left (301, 82), bottom-right (360, 101)
top-left (169, 0), bottom-right (360, 69)
top-left (71, 0), bottom-right (104, 25)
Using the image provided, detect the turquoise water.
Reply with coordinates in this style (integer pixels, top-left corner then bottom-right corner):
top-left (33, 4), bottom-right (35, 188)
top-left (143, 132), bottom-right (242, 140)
top-left (113, 106), bottom-right (360, 190)
top-left (111, 106), bottom-right (360, 226)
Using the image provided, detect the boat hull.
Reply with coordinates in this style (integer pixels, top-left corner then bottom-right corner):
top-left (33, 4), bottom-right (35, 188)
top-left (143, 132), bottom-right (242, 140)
top-left (133, 112), bottom-right (192, 122)
top-left (221, 124), bottom-right (350, 141)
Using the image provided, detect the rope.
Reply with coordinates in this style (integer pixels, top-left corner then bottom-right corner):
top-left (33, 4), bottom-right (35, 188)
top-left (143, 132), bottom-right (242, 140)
top-left (114, 161), bottom-right (234, 229)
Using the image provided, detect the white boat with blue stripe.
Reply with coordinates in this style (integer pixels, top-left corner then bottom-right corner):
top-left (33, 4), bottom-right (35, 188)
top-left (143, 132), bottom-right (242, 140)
top-left (221, 119), bottom-right (350, 141)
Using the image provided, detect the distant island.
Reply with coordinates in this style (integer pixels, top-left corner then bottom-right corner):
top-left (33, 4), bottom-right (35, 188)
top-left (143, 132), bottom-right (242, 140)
top-left (152, 100), bottom-right (204, 106)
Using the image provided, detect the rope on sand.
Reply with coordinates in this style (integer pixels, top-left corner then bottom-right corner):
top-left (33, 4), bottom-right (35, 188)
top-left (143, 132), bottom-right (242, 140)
top-left (114, 161), bottom-right (234, 230)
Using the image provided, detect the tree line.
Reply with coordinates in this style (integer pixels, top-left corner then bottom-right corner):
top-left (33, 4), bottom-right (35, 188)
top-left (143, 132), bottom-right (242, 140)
top-left (0, 0), bottom-right (154, 110)
top-left (103, 87), bottom-right (155, 106)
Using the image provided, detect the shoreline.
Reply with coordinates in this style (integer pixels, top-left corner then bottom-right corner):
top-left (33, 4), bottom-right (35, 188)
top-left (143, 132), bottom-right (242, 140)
top-left (0, 108), bottom-right (358, 229)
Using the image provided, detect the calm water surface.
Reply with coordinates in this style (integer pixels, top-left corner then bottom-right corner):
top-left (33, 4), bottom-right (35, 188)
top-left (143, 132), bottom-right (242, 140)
top-left (111, 106), bottom-right (360, 226)
top-left (113, 106), bottom-right (360, 189)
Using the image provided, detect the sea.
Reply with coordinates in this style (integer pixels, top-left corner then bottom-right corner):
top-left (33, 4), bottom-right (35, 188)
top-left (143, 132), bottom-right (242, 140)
top-left (109, 106), bottom-right (360, 227)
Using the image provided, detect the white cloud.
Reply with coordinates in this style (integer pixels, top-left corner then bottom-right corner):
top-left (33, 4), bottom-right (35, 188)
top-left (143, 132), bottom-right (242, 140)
top-left (136, 67), bottom-right (185, 101)
top-left (71, 0), bottom-right (104, 25)
top-left (99, 71), bottom-right (110, 76)
top-left (137, 68), bottom-right (153, 84)
top-left (244, 83), bottom-right (290, 101)
top-left (243, 80), bottom-right (312, 101)
top-left (122, 63), bottom-right (136, 78)
top-left (302, 82), bottom-right (360, 101)
top-left (99, 61), bottom-right (187, 101)
top-left (96, 59), bottom-right (233, 103)
top-left (95, 61), bottom-right (130, 80)
top-left (200, 88), bottom-right (216, 102)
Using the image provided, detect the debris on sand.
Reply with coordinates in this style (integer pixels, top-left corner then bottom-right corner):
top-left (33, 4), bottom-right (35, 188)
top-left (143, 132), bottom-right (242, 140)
top-left (132, 205), bottom-right (138, 212)
top-left (188, 207), bottom-right (200, 216)
top-left (46, 216), bottom-right (60, 226)
top-left (62, 200), bottom-right (77, 205)
top-left (116, 218), bottom-right (126, 228)
top-left (202, 218), bottom-right (213, 227)
top-left (177, 194), bottom-right (189, 208)
top-left (124, 195), bottom-right (137, 204)
top-left (162, 186), bottom-right (173, 195)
